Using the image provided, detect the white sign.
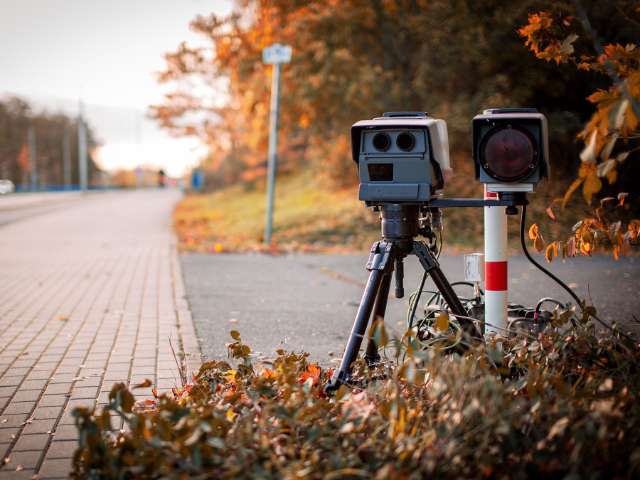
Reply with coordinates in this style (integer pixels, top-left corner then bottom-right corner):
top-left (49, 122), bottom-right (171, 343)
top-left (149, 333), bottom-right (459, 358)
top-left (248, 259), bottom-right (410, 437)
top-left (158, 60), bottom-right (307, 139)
top-left (262, 44), bottom-right (292, 64)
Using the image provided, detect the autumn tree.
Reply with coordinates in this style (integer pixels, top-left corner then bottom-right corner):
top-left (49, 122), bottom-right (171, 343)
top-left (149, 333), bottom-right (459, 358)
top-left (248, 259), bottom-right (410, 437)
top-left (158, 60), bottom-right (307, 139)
top-left (151, 0), bottom-right (607, 188)
top-left (519, 2), bottom-right (640, 261)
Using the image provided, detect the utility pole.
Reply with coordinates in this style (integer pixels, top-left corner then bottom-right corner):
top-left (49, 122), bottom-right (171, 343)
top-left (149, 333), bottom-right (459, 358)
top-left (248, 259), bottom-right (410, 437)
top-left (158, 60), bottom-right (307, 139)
top-left (29, 126), bottom-right (37, 191)
top-left (63, 131), bottom-right (71, 189)
top-left (78, 100), bottom-right (88, 193)
top-left (262, 43), bottom-right (292, 245)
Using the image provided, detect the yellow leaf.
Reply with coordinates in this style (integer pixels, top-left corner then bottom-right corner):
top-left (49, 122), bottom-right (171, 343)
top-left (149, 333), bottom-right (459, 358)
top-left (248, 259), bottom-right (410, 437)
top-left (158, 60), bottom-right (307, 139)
top-left (606, 168), bottom-right (617, 185)
top-left (582, 173), bottom-right (602, 204)
top-left (434, 311), bottom-right (450, 333)
top-left (529, 223), bottom-right (539, 240)
top-left (626, 101), bottom-right (639, 130)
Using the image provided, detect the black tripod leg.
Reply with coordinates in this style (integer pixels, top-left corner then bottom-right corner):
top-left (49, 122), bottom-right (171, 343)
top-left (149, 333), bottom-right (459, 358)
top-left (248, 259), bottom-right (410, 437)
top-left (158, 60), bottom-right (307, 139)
top-left (364, 271), bottom-right (392, 364)
top-left (413, 242), bottom-right (482, 339)
top-left (325, 242), bottom-right (395, 393)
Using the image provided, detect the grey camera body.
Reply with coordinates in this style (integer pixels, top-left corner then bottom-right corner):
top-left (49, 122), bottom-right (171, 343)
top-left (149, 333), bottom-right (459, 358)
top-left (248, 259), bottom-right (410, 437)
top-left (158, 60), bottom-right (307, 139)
top-left (471, 108), bottom-right (550, 193)
top-left (351, 112), bottom-right (452, 205)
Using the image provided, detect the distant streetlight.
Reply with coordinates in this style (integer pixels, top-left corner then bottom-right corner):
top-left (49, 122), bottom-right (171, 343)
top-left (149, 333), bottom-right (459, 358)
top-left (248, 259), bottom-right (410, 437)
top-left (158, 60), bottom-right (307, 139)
top-left (28, 126), bottom-right (37, 191)
top-left (78, 99), bottom-right (88, 193)
top-left (262, 43), bottom-right (292, 245)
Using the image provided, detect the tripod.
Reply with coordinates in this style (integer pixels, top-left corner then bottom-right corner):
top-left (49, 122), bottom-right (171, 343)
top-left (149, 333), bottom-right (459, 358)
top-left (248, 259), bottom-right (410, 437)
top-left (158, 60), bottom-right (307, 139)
top-left (324, 204), bottom-right (482, 392)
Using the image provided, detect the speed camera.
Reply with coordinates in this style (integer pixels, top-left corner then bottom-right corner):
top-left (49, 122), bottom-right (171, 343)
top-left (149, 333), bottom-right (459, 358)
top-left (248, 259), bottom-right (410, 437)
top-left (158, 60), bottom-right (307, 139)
top-left (351, 112), bottom-right (453, 204)
top-left (472, 108), bottom-right (549, 193)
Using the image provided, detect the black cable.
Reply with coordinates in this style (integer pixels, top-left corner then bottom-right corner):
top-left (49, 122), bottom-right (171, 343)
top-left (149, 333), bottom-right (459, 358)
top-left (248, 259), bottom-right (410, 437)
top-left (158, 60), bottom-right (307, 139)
top-left (521, 205), bottom-right (636, 343)
top-left (520, 205), bottom-right (582, 307)
top-left (534, 298), bottom-right (565, 313)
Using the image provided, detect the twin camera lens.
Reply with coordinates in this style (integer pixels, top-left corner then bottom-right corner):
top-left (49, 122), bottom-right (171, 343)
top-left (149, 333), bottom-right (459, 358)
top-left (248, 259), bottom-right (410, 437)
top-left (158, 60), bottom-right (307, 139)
top-left (373, 131), bottom-right (414, 152)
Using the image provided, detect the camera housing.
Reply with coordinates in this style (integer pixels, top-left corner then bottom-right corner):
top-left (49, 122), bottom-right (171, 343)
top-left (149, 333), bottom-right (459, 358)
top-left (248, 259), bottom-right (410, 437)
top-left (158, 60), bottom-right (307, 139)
top-left (472, 108), bottom-right (550, 193)
top-left (351, 112), bottom-right (452, 204)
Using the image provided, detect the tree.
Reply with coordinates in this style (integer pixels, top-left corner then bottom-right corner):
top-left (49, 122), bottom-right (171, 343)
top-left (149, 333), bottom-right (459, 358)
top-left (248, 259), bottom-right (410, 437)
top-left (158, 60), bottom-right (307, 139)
top-left (151, 0), bottom-right (607, 187)
top-left (519, 2), bottom-right (640, 261)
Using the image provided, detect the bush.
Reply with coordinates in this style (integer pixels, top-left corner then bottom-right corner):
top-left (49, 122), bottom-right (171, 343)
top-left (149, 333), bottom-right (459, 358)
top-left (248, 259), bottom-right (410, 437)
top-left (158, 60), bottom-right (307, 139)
top-left (72, 308), bottom-right (640, 479)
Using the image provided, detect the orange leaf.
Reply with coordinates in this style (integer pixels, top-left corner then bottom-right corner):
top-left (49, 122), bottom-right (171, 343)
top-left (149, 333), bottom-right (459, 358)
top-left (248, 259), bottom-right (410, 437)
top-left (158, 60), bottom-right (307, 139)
top-left (582, 173), bottom-right (602, 204)
top-left (618, 192), bottom-right (628, 206)
top-left (562, 177), bottom-right (585, 209)
top-left (546, 241), bottom-right (559, 263)
top-left (529, 223), bottom-right (539, 240)
top-left (546, 207), bottom-right (556, 221)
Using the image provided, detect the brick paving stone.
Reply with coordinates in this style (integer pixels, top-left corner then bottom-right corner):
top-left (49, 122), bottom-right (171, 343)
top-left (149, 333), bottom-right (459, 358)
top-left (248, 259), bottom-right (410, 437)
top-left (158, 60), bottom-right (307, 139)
top-left (0, 470), bottom-right (36, 480)
top-left (0, 190), bottom-right (201, 477)
top-left (46, 440), bottom-right (77, 459)
top-left (13, 433), bottom-right (50, 451)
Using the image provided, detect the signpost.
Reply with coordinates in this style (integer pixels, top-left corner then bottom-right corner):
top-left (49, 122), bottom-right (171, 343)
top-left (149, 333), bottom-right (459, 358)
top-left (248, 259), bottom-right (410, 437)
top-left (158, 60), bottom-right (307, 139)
top-left (262, 43), bottom-right (292, 245)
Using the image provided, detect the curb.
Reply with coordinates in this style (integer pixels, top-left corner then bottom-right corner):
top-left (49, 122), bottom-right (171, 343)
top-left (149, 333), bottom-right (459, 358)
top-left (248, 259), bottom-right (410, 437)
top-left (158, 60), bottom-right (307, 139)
top-left (171, 242), bottom-right (202, 380)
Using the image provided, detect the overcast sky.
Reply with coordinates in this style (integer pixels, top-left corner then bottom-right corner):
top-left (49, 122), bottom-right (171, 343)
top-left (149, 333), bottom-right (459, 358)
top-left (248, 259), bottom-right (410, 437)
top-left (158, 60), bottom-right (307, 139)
top-left (0, 0), bottom-right (233, 176)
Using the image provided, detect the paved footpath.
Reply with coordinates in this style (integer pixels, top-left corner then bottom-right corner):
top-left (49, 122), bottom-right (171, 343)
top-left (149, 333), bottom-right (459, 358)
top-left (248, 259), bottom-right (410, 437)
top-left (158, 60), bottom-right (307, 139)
top-left (0, 189), bottom-right (200, 479)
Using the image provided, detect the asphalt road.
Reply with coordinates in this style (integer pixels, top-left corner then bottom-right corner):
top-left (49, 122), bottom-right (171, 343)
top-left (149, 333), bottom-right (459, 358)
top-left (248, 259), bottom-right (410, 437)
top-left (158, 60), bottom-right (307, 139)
top-left (181, 250), bottom-right (639, 366)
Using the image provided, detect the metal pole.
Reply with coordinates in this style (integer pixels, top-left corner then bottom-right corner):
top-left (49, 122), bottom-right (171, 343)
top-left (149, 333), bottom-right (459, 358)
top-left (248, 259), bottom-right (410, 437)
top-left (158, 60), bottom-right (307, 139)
top-left (63, 132), bottom-right (71, 189)
top-left (29, 127), bottom-right (37, 191)
top-left (484, 187), bottom-right (508, 333)
top-left (264, 62), bottom-right (281, 245)
top-left (78, 114), bottom-right (87, 193)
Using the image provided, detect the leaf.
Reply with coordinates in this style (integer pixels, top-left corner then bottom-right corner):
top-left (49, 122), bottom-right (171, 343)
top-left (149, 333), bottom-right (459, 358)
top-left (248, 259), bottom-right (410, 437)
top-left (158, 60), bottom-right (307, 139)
top-left (626, 101), bottom-right (640, 130)
top-left (609, 220), bottom-right (621, 236)
top-left (546, 207), bottom-right (556, 221)
top-left (579, 131), bottom-right (598, 163)
top-left (529, 223), bottom-right (539, 240)
top-left (606, 168), bottom-right (618, 185)
top-left (299, 364), bottom-right (322, 385)
top-left (548, 417), bottom-right (570, 439)
top-left (582, 173), bottom-right (602, 204)
top-left (567, 236), bottom-right (576, 257)
top-left (133, 379), bottom-right (153, 389)
top-left (546, 241), bottom-right (559, 263)
top-left (230, 331), bottom-right (241, 341)
top-left (562, 177), bottom-right (585, 209)
top-left (561, 33), bottom-right (578, 53)
top-left (599, 137), bottom-right (617, 161)
top-left (618, 192), bottom-right (629, 206)
top-left (534, 234), bottom-right (546, 253)
top-left (616, 151), bottom-right (630, 163)
top-left (434, 311), bottom-right (450, 332)
top-left (370, 318), bottom-right (389, 348)
top-left (621, 240), bottom-right (632, 257)
top-left (609, 100), bottom-right (628, 129)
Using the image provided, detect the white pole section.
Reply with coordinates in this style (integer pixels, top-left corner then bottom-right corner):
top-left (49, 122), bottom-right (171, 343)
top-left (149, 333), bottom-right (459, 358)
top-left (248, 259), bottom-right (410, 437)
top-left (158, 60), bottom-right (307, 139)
top-left (28, 126), bottom-right (37, 191)
top-left (264, 63), bottom-right (281, 245)
top-left (484, 186), bottom-right (508, 333)
top-left (78, 114), bottom-right (87, 193)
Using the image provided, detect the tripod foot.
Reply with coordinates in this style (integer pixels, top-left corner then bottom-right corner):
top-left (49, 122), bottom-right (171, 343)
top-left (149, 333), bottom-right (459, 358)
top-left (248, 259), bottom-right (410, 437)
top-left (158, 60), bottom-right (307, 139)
top-left (323, 370), bottom-right (349, 395)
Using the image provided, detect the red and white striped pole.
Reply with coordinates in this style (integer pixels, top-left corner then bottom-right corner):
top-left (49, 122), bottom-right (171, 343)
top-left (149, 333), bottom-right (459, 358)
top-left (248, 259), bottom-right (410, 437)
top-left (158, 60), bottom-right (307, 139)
top-left (484, 187), bottom-right (508, 334)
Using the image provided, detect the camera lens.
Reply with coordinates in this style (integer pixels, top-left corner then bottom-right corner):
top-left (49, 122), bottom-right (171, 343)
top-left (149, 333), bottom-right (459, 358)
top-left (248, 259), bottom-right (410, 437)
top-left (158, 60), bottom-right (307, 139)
top-left (396, 132), bottom-right (414, 151)
top-left (372, 132), bottom-right (391, 151)
top-left (484, 128), bottom-right (534, 180)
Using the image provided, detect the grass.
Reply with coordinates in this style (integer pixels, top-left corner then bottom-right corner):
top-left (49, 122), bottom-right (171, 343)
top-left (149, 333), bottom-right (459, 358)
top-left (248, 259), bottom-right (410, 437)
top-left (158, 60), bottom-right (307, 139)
top-left (174, 159), bottom-right (582, 254)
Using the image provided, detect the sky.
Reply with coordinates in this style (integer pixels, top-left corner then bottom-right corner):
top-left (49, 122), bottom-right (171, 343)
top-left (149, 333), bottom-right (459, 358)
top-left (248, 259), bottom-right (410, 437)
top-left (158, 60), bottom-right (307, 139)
top-left (0, 0), bottom-right (233, 177)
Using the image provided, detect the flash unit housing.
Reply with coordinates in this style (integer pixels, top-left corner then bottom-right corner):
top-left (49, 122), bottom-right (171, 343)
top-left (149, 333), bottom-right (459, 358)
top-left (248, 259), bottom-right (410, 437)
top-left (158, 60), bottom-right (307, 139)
top-left (351, 112), bottom-right (452, 204)
top-left (471, 108), bottom-right (550, 193)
